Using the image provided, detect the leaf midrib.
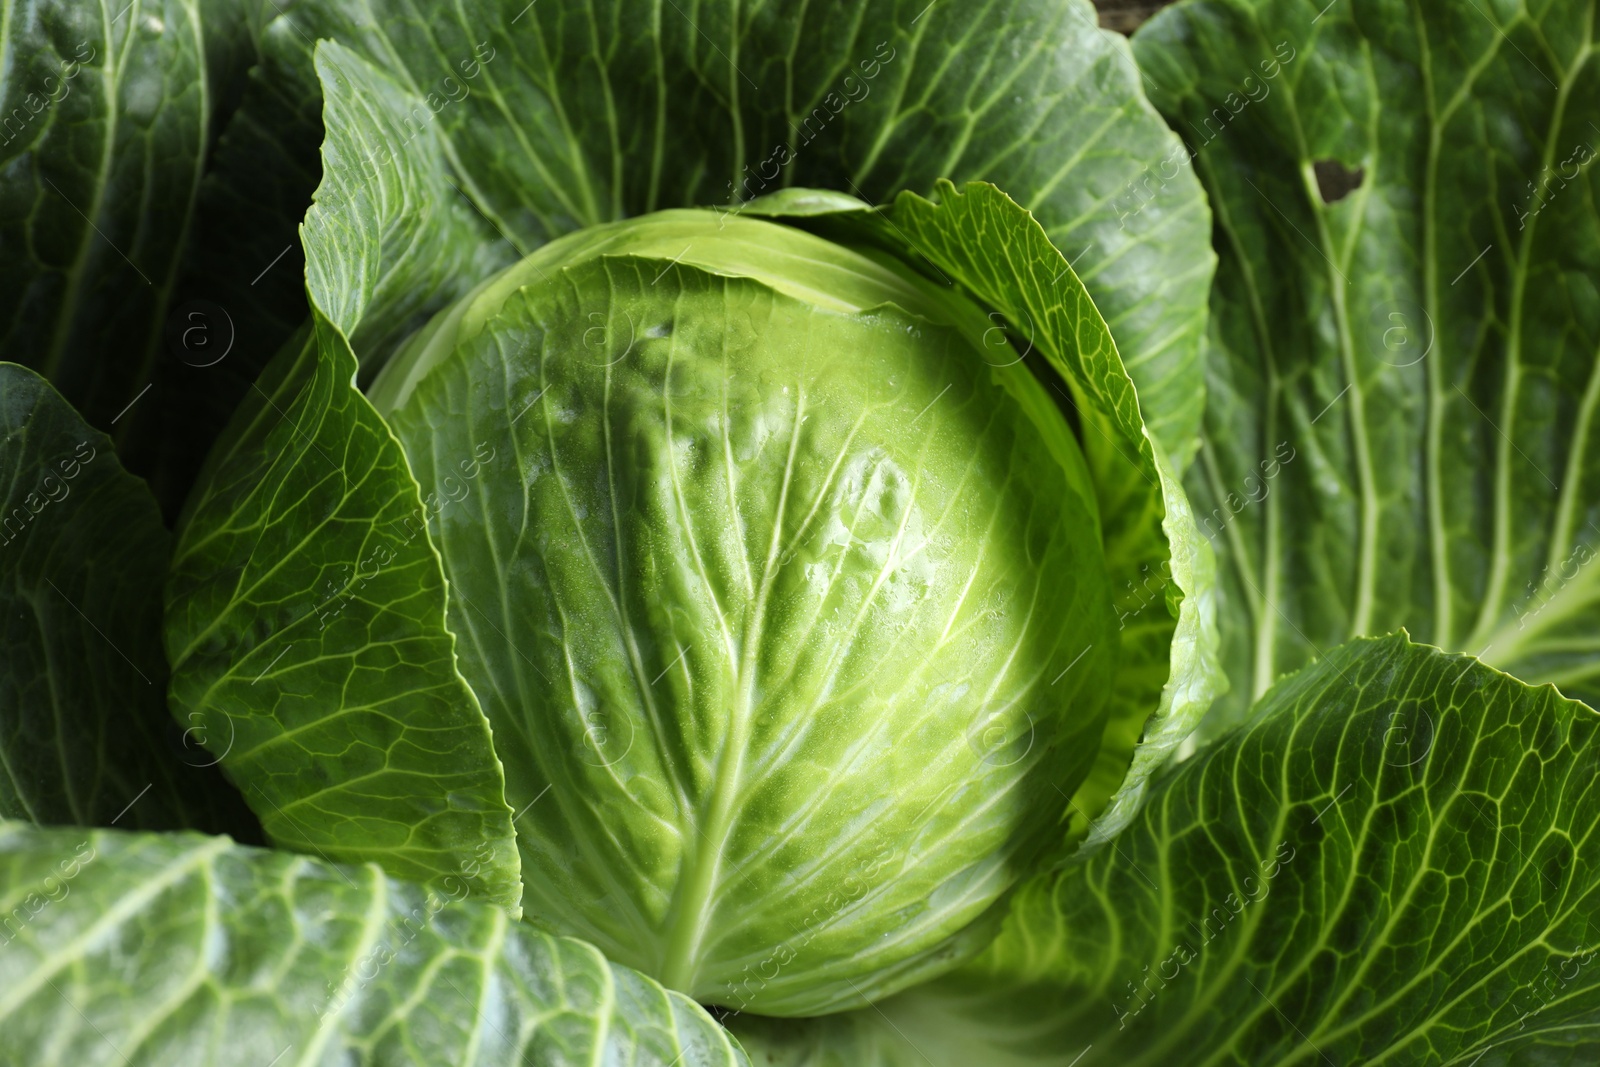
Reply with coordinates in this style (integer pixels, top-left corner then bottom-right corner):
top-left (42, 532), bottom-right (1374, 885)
top-left (656, 379), bottom-right (808, 992)
top-left (1465, 29), bottom-right (1596, 651)
top-left (43, 1), bottom-right (129, 389)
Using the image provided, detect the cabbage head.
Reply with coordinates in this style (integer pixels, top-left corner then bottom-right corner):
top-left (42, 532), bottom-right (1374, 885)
top-left (363, 209), bottom-right (1118, 1013)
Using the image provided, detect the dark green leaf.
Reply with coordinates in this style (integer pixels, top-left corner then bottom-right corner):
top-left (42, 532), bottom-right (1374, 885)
top-left (165, 320), bottom-right (521, 907)
top-left (1132, 0), bottom-right (1600, 735)
top-left (144, 0), bottom-right (327, 517)
top-left (0, 363), bottom-right (252, 834)
top-left (0, 1), bottom-right (295, 514)
top-left (0, 0), bottom-right (208, 429)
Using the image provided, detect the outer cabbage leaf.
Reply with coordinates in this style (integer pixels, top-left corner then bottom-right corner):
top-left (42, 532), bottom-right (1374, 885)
top-left (298, 45), bottom-right (512, 370)
top-left (0, 821), bottom-right (748, 1067)
top-left (0, 0), bottom-right (211, 432)
top-left (734, 633), bottom-right (1600, 1065)
top-left (1133, 0), bottom-right (1600, 735)
top-left (164, 45), bottom-right (520, 906)
top-left (220, 0), bottom-right (1213, 466)
top-left (0, 0), bottom-right (305, 513)
top-left (0, 363), bottom-right (252, 835)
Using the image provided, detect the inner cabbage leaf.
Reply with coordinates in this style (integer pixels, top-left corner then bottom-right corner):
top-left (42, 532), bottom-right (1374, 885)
top-left (378, 211), bottom-right (1119, 1015)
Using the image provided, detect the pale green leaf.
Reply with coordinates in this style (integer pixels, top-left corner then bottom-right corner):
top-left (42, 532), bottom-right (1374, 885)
top-left (879, 180), bottom-right (1223, 845)
top-left (0, 820), bottom-right (748, 1067)
top-left (382, 210), bottom-right (1120, 1016)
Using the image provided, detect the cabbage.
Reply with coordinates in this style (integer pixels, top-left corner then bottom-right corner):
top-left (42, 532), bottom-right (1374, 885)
top-left (368, 210), bottom-right (1118, 1012)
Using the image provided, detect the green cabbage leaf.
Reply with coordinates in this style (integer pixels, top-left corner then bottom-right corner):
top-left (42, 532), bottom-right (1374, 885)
top-left (0, 820), bottom-right (747, 1067)
top-left (1134, 0), bottom-right (1600, 738)
top-left (0, 362), bottom-right (252, 835)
